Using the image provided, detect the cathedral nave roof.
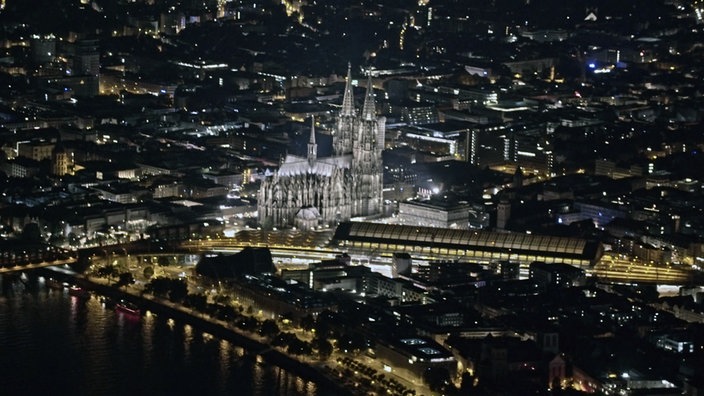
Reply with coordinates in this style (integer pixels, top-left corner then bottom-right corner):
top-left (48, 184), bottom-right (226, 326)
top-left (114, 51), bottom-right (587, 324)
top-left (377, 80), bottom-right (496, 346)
top-left (278, 154), bottom-right (352, 178)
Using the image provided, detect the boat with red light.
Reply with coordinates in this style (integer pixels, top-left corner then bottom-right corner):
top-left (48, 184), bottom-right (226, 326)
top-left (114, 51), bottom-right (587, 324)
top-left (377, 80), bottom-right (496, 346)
top-left (115, 301), bottom-right (141, 316)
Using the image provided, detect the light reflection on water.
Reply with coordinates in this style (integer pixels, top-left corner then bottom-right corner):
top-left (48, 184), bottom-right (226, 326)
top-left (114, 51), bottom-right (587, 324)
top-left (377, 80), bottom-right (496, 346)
top-left (0, 277), bottom-right (326, 396)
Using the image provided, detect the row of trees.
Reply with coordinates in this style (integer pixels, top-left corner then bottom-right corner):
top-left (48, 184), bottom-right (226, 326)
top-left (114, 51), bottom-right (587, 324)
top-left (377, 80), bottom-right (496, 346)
top-left (91, 264), bottom-right (403, 384)
top-left (95, 264), bottom-right (135, 288)
top-left (144, 276), bottom-right (188, 301)
top-left (136, 277), bottom-right (335, 359)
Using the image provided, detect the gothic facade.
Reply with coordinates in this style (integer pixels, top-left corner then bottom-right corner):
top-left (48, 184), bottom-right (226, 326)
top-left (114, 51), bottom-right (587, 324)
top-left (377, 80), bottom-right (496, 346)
top-left (258, 67), bottom-right (384, 229)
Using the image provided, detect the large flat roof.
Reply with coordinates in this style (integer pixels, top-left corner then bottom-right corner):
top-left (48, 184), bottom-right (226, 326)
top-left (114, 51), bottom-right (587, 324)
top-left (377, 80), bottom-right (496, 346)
top-left (333, 222), bottom-right (602, 265)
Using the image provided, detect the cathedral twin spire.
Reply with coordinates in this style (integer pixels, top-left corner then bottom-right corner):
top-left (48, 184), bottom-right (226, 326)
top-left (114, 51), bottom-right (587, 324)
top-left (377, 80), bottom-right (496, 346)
top-left (335, 64), bottom-right (377, 156)
top-left (341, 63), bottom-right (356, 118)
top-left (361, 72), bottom-right (376, 121)
top-left (340, 63), bottom-right (376, 121)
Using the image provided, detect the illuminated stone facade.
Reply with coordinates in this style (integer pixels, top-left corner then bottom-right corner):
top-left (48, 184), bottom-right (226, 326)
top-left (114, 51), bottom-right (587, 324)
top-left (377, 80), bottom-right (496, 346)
top-left (258, 66), bottom-right (384, 229)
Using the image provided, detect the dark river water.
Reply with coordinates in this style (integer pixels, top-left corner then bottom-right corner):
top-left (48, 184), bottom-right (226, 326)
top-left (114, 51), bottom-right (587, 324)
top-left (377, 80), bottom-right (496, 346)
top-left (0, 275), bottom-right (330, 396)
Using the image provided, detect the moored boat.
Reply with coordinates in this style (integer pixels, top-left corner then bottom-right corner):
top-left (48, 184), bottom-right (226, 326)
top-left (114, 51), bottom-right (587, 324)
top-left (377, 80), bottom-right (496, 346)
top-left (68, 285), bottom-right (90, 298)
top-left (115, 300), bottom-right (141, 316)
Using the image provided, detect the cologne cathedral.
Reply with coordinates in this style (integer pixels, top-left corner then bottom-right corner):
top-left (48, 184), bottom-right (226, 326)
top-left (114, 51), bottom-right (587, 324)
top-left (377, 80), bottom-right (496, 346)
top-left (257, 67), bottom-right (384, 230)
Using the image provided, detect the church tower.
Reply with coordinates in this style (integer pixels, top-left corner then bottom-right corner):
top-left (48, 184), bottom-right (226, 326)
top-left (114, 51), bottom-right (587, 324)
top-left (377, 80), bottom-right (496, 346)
top-left (334, 63), bottom-right (357, 156)
top-left (51, 142), bottom-right (73, 177)
top-left (352, 73), bottom-right (384, 216)
top-left (307, 116), bottom-right (317, 165)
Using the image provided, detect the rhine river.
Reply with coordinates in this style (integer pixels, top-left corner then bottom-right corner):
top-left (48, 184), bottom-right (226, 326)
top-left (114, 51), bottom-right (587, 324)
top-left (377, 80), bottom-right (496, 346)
top-left (0, 275), bottom-right (331, 396)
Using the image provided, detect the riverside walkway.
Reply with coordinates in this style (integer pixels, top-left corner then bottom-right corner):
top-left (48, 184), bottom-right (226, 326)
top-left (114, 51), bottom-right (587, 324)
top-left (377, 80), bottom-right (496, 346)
top-left (40, 266), bottom-right (358, 396)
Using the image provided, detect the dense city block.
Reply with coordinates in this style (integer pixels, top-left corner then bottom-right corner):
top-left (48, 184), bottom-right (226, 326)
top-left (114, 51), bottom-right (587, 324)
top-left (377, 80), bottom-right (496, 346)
top-left (1, 0), bottom-right (704, 395)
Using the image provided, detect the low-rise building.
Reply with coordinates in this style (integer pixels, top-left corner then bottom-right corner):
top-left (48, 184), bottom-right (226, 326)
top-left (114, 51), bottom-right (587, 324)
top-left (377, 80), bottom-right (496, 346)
top-left (398, 199), bottom-right (474, 229)
top-left (374, 337), bottom-right (456, 383)
top-left (529, 262), bottom-right (587, 288)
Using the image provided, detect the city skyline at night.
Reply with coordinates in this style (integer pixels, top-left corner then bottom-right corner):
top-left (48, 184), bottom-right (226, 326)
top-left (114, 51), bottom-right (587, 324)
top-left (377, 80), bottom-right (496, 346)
top-left (0, 1), bottom-right (704, 395)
